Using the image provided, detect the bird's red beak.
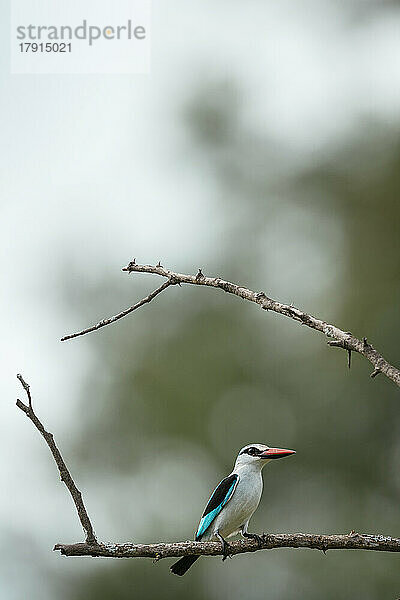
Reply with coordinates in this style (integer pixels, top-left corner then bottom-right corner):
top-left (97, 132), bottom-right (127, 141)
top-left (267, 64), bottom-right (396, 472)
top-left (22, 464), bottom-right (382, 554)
top-left (261, 447), bottom-right (296, 459)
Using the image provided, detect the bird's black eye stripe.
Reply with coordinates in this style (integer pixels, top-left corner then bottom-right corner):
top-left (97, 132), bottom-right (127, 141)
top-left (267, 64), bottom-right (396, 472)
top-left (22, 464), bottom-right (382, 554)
top-left (241, 446), bottom-right (260, 456)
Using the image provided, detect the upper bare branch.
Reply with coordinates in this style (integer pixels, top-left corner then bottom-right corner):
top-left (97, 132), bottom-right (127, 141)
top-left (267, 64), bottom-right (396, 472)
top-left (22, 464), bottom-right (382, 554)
top-left (61, 260), bottom-right (400, 387)
top-left (16, 374), bottom-right (97, 545)
top-left (123, 262), bottom-right (400, 386)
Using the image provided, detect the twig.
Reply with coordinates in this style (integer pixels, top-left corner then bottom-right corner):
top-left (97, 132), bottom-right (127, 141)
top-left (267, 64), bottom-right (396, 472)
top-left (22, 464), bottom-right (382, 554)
top-left (54, 532), bottom-right (400, 559)
top-left (16, 374), bottom-right (97, 545)
top-left (61, 279), bottom-right (173, 341)
top-left (61, 260), bottom-right (399, 388)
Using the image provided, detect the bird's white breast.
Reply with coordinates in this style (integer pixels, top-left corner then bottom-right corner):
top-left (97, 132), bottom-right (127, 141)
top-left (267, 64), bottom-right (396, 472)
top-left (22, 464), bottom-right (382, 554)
top-left (206, 467), bottom-right (263, 540)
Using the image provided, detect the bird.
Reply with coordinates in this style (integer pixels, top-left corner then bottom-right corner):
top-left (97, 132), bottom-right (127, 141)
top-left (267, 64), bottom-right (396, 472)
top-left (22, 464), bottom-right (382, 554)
top-left (170, 443), bottom-right (296, 576)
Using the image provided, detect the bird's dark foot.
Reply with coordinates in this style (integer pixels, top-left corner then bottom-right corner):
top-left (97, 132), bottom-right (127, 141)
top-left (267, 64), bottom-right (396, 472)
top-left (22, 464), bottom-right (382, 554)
top-left (242, 532), bottom-right (264, 548)
top-left (222, 540), bottom-right (233, 561)
top-left (216, 532), bottom-right (232, 561)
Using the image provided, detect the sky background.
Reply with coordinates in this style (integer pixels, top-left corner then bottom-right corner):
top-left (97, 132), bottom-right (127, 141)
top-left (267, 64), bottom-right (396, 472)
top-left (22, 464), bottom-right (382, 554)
top-left (1, 1), bottom-right (400, 599)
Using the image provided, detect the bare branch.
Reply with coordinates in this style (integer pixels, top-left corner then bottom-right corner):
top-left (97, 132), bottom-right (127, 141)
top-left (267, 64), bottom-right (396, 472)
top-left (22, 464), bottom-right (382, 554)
top-left (55, 532), bottom-right (400, 559)
top-left (75, 260), bottom-right (400, 388)
top-left (59, 259), bottom-right (400, 387)
top-left (16, 374), bottom-right (97, 545)
top-left (61, 279), bottom-right (173, 341)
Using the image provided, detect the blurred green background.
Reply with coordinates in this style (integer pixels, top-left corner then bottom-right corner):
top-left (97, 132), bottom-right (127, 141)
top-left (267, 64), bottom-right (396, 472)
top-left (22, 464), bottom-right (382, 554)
top-left (59, 84), bottom-right (399, 599)
top-left (2, 1), bottom-right (400, 599)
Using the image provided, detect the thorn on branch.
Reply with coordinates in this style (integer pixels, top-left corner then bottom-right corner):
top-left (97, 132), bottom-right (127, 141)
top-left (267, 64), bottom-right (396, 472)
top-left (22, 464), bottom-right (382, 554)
top-left (256, 291), bottom-right (268, 308)
top-left (122, 258), bottom-right (137, 272)
top-left (256, 292), bottom-right (270, 311)
top-left (348, 530), bottom-right (359, 537)
top-left (327, 340), bottom-right (353, 370)
top-left (370, 368), bottom-right (381, 379)
top-left (195, 268), bottom-right (205, 281)
top-left (156, 261), bottom-right (163, 268)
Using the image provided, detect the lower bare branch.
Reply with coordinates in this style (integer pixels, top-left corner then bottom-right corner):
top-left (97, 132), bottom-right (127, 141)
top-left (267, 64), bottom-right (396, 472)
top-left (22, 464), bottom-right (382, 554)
top-left (16, 376), bottom-right (400, 567)
top-left (16, 374), bottom-right (97, 545)
top-left (54, 532), bottom-right (400, 559)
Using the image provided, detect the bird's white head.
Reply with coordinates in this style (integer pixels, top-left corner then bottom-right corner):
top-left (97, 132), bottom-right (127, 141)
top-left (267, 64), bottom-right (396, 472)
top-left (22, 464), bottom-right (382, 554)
top-left (234, 443), bottom-right (296, 470)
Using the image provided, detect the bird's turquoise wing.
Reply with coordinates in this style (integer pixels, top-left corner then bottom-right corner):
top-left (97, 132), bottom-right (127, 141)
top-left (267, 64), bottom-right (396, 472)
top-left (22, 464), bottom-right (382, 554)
top-left (195, 474), bottom-right (239, 540)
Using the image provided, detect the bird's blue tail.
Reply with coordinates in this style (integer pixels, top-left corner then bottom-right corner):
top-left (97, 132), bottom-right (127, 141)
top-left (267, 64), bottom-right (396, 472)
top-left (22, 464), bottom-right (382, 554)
top-left (170, 555), bottom-right (199, 576)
